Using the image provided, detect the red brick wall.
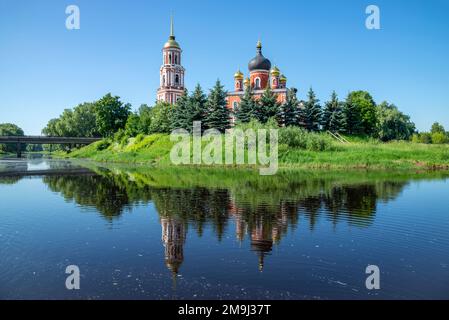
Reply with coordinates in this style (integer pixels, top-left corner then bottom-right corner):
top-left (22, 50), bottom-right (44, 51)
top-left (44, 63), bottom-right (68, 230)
top-left (250, 71), bottom-right (269, 90)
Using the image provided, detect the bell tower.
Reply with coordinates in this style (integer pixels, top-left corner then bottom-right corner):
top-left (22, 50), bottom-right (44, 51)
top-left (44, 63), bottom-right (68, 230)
top-left (157, 16), bottom-right (185, 104)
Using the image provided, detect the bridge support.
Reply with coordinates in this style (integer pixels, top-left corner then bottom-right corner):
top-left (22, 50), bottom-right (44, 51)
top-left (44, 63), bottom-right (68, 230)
top-left (16, 142), bottom-right (22, 158)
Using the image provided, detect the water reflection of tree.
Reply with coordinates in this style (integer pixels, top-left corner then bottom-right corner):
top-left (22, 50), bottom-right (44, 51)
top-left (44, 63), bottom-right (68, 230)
top-left (0, 176), bottom-right (22, 184)
top-left (41, 172), bottom-right (411, 273)
top-left (43, 175), bottom-right (133, 220)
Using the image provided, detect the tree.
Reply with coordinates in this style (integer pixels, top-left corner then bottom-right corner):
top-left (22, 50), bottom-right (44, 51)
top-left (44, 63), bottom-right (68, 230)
top-left (256, 86), bottom-right (279, 124)
top-left (124, 113), bottom-right (142, 137)
top-left (172, 85), bottom-right (207, 132)
top-left (0, 123), bottom-right (24, 137)
top-left (343, 93), bottom-right (363, 135)
top-left (94, 93), bottom-right (131, 137)
top-left (171, 89), bottom-right (191, 131)
top-left (431, 122), bottom-right (446, 135)
top-left (0, 123), bottom-right (25, 153)
top-left (190, 84), bottom-right (207, 123)
top-left (277, 88), bottom-right (300, 127)
top-left (376, 102), bottom-right (415, 141)
top-left (300, 87), bottom-right (322, 131)
top-left (138, 104), bottom-right (152, 134)
top-left (148, 102), bottom-right (173, 134)
top-left (235, 86), bottom-right (257, 124)
top-left (204, 80), bottom-right (230, 132)
top-left (42, 118), bottom-right (60, 137)
top-left (347, 91), bottom-right (377, 136)
top-left (322, 91), bottom-right (345, 132)
top-left (71, 103), bottom-right (99, 137)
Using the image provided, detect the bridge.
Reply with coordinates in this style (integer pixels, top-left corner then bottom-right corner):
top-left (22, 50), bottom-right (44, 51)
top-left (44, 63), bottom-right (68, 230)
top-left (0, 136), bottom-right (102, 157)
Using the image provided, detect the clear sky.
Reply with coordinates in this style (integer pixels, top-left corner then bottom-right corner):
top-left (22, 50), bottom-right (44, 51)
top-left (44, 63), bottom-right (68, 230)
top-left (1, 0), bottom-right (448, 135)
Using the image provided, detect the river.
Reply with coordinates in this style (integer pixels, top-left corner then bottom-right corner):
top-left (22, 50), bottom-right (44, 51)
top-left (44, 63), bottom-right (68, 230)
top-left (1, 156), bottom-right (448, 299)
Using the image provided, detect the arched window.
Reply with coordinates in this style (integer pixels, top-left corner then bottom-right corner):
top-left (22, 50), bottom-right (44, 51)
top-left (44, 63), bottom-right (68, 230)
top-left (255, 78), bottom-right (261, 89)
top-left (169, 54), bottom-right (172, 64)
top-left (236, 82), bottom-right (240, 89)
top-left (163, 75), bottom-right (166, 86)
top-left (175, 55), bottom-right (178, 64)
top-left (233, 101), bottom-right (238, 110)
top-left (175, 74), bottom-right (179, 85)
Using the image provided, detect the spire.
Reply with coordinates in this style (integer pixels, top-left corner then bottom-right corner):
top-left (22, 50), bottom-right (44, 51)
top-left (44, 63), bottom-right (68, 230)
top-left (169, 14), bottom-right (175, 40)
top-left (256, 39), bottom-right (262, 54)
top-left (164, 14), bottom-right (180, 49)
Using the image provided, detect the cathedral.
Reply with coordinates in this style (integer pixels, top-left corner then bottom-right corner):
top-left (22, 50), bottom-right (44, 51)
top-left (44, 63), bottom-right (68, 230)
top-left (227, 40), bottom-right (288, 113)
top-left (156, 18), bottom-right (289, 114)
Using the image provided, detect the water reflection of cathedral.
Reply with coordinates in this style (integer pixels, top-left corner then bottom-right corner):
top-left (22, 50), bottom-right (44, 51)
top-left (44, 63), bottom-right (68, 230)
top-left (159, 198), bottom-right (295, 274)
top-left (229, 203), bottom-right (287, 272)
top-left (160, 217), bottom-right (186, 276)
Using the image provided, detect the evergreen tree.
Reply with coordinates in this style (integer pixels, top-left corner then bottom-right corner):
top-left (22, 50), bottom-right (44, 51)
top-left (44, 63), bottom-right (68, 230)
top-left (172, 85), bottom-right (207, 132)
top-left (171, 89), bottom-right (191, 131)
top-left (256, 86), bottom-right (280, 124)
top-left (277, 88), bottom-right (300, 127)
top-left (190, 84), bottom-right (207, 123)
top-left (300, 88), bottom-right (322, 131)
top-left (342, 93), bottom-right (363, 134)
top-left (204, 80), bottom-right (230, 132)
top-left (235, 86), bottom-right (257, 123)
top-left (322, 91), bottom-right (345, 132)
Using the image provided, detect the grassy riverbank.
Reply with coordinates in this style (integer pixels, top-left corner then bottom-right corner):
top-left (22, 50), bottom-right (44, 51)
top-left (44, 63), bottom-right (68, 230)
top-left (60, 132), bottom-right (449, 171)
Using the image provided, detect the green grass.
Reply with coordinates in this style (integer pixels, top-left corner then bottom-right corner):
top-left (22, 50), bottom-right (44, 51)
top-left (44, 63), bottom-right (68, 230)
top-left (60, 132), bottom-right (449, 171)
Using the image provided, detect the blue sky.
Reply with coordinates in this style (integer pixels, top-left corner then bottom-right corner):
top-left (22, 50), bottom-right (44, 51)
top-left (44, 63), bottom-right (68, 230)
top-left (0, 0), bottom-right (448, 135)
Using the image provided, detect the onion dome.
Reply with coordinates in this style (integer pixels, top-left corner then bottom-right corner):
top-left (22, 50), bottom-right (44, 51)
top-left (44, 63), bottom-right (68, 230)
top-left (271, 66), bottom-right (280, 77)
top-left (164, 16), bottom-right (180, 49)
top-left (164, 37), bottom-right (180, 49)
top-left (279, 74), bottom-right (287, 82)
top-left (248, 41), bottom-right (272, 72)
top-left (244, 78), bottom-right (250, 86)
top-left (234, 69), bottom-right (244, 79)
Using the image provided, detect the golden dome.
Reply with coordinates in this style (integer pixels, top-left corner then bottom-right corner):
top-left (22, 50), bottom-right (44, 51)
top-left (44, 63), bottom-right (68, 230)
top-left (234, 70), bottom-right (244, 79)
top-left (244, 78), bottom-right (250, 85)
top-left (164, 38), bottom-right (180, 49)
top-left (271, 66), bottom-right (280, 76)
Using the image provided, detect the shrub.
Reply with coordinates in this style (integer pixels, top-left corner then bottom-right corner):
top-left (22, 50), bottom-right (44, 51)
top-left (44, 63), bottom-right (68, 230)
top-left (279, 126), bottom-right (334, 151)
top-left (419, 133), bottom-right (432, 144)
top-left (411, 134), bottom-right (420, 143)
top-left (431, 132), bottom-right (448, 144)
top-left (135, 133), bottom-right (145, 143)
top-left (113, 128), bottom-right (127, 142)
top-left (235, 118), bottom-right (278, 132)
top-left (279, 126), bottom-right (308, 149)
top-left (95, 139), bottom-right (111, 151)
